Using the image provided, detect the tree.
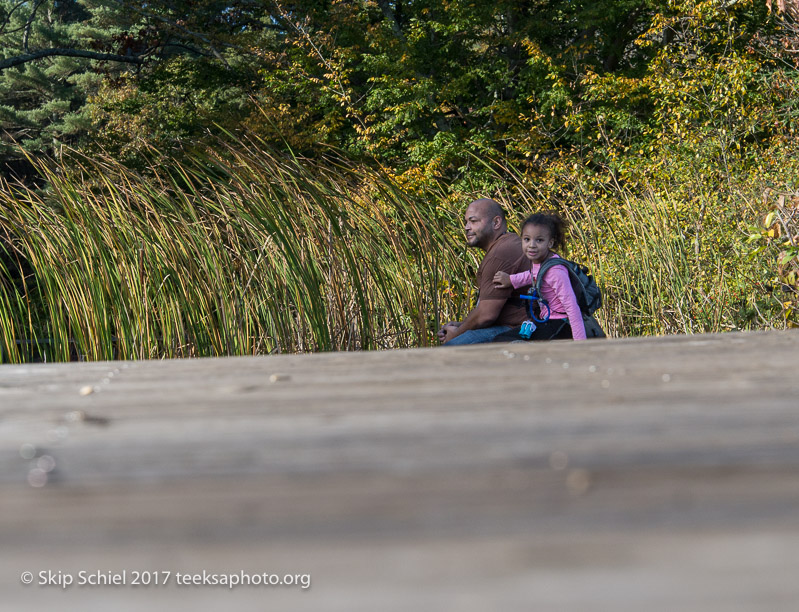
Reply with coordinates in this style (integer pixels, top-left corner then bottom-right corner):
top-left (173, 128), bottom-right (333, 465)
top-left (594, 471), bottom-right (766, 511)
top-left (0, 0), bottom-right (145, 164)
top-left (0, 0), bottom-right (264, 168)
top-left (242, 0), bottom-right (659, 184)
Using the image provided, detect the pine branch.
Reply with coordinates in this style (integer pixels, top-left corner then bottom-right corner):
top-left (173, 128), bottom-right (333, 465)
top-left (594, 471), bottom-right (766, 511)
top-left (22, 0), bottom-right (45, 53)
top-left (0, 48), bottom-right (145, 71)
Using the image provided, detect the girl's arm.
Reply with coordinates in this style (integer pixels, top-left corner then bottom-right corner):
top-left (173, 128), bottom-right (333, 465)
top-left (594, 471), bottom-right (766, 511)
top-left (546, 267), bottom-right (587, 340)
top-left (509, 269), bottom-right (532, 289)
top-left (493, 269), bottom-right (532, 290)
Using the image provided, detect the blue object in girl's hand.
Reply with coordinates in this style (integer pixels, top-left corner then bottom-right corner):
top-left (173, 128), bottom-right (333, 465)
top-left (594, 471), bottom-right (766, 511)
top-left (519, 320), bottom-right (537, 339)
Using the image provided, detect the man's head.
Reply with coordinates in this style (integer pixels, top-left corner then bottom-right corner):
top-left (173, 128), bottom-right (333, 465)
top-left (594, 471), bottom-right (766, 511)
top-left (464, 199), bottom-right (507, 250)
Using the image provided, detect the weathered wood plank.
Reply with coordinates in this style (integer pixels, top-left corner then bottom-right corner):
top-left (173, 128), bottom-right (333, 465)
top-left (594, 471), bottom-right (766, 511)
top-left (1, 330), bottom-right (798, 611)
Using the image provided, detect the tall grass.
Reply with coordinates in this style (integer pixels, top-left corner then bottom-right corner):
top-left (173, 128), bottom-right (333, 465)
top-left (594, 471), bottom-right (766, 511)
top-left (0, 141), bottom-right (474, 362)
top-left (0, 139), bottom-right (782, 363)
top-left (499, 164), bottom-right (770, 337)
top-left (565, 187), bottom-right (757, 337)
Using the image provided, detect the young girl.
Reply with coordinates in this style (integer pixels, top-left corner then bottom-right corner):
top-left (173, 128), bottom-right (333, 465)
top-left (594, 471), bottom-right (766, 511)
top-left (492, 213), bottom-right (586, 341)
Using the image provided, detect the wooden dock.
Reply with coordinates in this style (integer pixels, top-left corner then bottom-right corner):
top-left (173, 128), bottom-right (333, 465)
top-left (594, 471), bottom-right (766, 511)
top-left (2, 329), bottom-right (799, 611)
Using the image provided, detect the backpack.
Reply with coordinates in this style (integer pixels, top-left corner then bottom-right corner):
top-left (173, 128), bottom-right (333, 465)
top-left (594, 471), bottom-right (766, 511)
top-left (521, 257), bottom-right (602, 321)
top-left (518, 257), bottom-right (605, 339)
top-left (535, 257), bottom-right (602, 317)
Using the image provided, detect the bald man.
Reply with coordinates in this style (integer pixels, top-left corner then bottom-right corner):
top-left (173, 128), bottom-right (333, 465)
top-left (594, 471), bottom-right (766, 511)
top-left (438, 199), bottom-right (530, 345)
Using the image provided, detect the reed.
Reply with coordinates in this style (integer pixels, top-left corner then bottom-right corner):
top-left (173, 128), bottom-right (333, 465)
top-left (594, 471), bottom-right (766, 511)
top-left (502, 167), bottom-right (767, 337)
top-left (0, 141), bottom-right (474, 362)
top-left (565, 187), bottom-right (751, 337)
top-left (0, 138), bottom-right (780, 363)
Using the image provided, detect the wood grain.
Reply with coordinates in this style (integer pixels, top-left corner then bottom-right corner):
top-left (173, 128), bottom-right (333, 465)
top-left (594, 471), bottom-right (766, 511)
top-left (2, 330), bottom-right (798, 611)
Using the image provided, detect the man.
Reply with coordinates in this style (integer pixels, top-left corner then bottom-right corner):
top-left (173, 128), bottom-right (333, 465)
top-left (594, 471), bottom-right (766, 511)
top-left (438, 198), bottom-right (530, 345)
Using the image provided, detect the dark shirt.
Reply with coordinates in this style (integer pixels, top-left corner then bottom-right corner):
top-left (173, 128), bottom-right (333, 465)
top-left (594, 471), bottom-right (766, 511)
top-left (476, 232), bottom-right (530, 327)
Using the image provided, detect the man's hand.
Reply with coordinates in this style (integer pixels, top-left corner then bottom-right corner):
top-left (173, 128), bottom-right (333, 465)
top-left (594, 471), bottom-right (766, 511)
top-left (437, 322), bottom-right (461, 344)
top-left (493, 271), bottom-right (512, 290)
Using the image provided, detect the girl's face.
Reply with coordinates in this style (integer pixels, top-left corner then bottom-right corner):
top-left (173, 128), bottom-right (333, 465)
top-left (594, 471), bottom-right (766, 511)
top-left (521, 224), bottom-right (554, 264)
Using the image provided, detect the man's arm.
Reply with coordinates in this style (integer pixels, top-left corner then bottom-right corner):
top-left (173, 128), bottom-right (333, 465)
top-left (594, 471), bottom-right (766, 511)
top-left (440, 299), bottom-right (505, 344)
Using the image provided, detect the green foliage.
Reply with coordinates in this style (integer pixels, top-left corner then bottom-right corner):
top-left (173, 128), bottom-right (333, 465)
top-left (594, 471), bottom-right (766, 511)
top-left (0, 0), bottom-right (100, 157)
top-left (746, 191), bottom-right (799, 327)
top-left (85, 55), bottom-right (259, 169)
top-left (0, 0), bottom-right (264, 167)
top-left (227, 0), bottom-right (660, 187)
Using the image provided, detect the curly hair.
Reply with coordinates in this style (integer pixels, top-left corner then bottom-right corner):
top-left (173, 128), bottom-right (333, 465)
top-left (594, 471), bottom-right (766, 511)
top-left (521, 212), bottom-right (568, 253)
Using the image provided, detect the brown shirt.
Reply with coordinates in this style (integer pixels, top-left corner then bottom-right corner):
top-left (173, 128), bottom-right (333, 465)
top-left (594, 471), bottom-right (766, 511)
top-left (476, 232), bottom-right (530, 327)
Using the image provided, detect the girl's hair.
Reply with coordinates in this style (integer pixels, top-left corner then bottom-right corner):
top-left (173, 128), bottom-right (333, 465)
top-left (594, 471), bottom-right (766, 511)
top-left (521, 212), bottom-right (568, 253)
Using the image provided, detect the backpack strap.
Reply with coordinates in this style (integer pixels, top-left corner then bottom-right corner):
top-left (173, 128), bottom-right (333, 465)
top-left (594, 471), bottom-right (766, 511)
top-left (534, 256), bottom-right (565, 295)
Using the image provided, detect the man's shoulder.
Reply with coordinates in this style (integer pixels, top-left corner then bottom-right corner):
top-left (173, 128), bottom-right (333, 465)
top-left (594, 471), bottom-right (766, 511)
top-left (484, 232), bottom-right (521, 261)
top-left (478, 232), bottom-right (526, 280)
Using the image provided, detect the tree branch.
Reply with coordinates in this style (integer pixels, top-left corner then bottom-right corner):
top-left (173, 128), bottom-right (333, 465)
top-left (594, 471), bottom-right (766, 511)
top-left (101, 0), bottom-right (232, 67)
top-left (0, 0), bottom-right (29, 36)
top-left (23, 0), bottom-right (45, 53)
top-left (0, 48), bottom-right (145, 71)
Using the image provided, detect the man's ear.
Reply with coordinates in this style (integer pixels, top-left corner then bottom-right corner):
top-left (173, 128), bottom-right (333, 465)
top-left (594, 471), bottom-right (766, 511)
top-left (492, 216), bottom-right (501, 229)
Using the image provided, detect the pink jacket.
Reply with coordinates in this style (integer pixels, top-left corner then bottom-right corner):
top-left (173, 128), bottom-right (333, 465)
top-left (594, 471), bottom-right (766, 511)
top-left (509, 254), bottom-right (587, 340)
